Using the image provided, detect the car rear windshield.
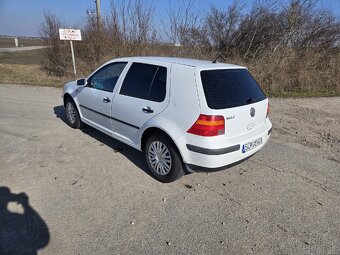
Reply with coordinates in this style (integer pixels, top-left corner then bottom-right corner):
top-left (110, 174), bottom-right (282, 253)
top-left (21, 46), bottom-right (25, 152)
top-left (200, 69), bottom-right (266, 109)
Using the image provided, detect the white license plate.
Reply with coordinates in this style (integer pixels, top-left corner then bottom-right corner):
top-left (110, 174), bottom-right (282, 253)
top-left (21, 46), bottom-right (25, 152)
top-left (242, 137), bottom-right (263, 153)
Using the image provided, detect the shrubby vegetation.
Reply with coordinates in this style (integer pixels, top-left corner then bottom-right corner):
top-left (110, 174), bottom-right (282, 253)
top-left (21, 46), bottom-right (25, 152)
top-left (40, 0), bottom-right (340, 96)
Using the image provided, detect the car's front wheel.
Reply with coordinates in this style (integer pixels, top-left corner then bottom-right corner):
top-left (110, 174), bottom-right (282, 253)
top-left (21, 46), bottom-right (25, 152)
top-left (64, 97), bottom-right (82, 129)
top-left (144, 135), bottom-right (184, 183)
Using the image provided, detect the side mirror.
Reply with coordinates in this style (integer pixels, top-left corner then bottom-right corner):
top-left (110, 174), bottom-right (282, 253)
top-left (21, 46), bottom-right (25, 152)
top-left (76, 78), bottom-right (86, 86)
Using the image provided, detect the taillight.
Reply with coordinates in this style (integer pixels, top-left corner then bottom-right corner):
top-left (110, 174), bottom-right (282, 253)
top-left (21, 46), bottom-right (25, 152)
top-left (187, 114), bottom-right (225, 136)
top-left (266, 101), bottom-right (270, 118)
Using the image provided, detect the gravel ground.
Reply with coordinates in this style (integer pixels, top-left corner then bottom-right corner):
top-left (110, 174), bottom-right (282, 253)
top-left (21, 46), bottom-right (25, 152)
top-left (0, 84), bottom-right (339, 255)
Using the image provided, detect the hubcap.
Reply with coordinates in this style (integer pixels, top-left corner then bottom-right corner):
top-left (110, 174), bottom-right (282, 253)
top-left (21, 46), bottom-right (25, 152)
top-left (148, 141), bottom-right (172, 175)
top-left (66, 102), bottom-right (76, 124)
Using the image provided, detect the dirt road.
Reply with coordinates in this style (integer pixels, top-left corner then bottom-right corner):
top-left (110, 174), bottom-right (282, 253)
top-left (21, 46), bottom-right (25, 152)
top-left (0, 84), bottom-right (339, 254)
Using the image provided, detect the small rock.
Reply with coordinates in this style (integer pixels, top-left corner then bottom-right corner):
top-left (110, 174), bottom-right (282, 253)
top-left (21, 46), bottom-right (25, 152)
top-left (130, 221), bottom-right (135, 225)
top-left (220, 241), bottom-right (224, 244)
top-left (222, 183), bottom-right (226, 186)
top-left (197, 183), bottom-right (201, 186)
top-left (166, 241), bottom-right (172, 246)
top-left (162, 198), bottom-right (166, 202)
top-left (221, 222), bottom-right (225, 225)
top-left (184, 196), bottom-right (186, 199)
top-left (203, 180), bottom-right (207, 182)
top-left (184, 184), bottom-right (193, 189)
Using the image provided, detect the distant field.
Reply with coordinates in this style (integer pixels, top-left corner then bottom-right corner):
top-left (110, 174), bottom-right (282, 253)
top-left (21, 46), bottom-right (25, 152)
top-left (0, 37), bottom-right (43, 48)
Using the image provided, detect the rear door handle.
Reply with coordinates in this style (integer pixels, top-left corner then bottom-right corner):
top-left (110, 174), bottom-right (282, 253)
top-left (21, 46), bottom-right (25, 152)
top-left (103, 97), bottom-right (111, 103)
top-left (142, 106), bottom-right (154, 113)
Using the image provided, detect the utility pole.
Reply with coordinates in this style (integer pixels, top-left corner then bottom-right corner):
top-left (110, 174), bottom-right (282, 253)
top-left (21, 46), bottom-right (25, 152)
top-left (95, 0), bottom-right (102, 32)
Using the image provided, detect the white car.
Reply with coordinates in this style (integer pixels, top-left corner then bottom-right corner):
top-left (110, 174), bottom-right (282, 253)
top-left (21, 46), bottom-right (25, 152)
top-left (62, 57), bottom-right (272, 182)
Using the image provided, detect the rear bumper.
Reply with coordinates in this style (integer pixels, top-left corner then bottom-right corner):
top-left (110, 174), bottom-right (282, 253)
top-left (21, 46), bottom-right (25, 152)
top-left (185, 153), bottom-right (257, 172)
top-left (176, 120), bottom-right (272, 171)
top-left (186, 144), bottom-right (240, 155)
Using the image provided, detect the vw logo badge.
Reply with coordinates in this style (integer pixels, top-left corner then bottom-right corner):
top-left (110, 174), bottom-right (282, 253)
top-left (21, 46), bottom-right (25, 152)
top-left (250, 107), bottom-right (255, 117)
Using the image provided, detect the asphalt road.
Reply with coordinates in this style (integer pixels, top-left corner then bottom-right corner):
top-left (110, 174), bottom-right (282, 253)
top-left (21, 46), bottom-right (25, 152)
top-left (0, 46), bottom-right (48, 53)
top-left (0, 84), bottom-right (339, 255)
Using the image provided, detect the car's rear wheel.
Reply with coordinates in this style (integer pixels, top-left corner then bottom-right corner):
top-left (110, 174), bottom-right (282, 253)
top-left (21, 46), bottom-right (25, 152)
top-left (65, 97), bottom-right (82, 129)
top-left (144, 134), bottom-right (184, 183)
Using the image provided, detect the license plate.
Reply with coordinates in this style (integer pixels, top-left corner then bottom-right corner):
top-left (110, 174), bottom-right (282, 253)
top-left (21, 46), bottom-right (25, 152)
top-left (242, 137), bottom-right (263, 153)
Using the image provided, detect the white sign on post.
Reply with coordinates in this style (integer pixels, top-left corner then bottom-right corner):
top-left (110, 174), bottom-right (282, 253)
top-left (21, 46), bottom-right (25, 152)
top-left (59, 29), bottom-right (82, 41)
top-left (59, 28), bottom-right (82, 77)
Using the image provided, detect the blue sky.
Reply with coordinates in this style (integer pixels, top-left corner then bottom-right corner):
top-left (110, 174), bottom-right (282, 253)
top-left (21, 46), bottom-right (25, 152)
top-left (0, 0), bottom-right (339, 37)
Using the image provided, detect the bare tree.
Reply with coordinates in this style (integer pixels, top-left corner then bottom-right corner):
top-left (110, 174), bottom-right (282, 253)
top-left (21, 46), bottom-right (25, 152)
top-left (108, 0), bottom-right (155, 44)
top-left (40, 10), bottom-right (68, 76)
top-left (205, 1), bottom-right (243, 53)
top-left (165, 0), bottom-right (204, 45)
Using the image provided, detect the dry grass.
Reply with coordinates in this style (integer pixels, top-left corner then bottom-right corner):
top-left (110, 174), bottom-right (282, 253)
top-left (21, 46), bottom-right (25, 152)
top-left (0, 49), bottom-right (44, 65)
top-left (0, 48), bottom-right (69, 86)
top-left (0, 63), bottom-right (68, 87)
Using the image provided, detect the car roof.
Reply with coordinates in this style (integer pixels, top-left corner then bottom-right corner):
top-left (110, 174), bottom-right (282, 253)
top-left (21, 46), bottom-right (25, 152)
top-left (111, 56), bottom-right (245, 69)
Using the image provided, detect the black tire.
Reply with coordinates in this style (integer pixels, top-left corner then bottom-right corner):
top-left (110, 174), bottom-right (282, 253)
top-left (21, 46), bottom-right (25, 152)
top-left (144, 134), bottom-right (184, 183)
top-left (64, 97), bottom-right (82, 129)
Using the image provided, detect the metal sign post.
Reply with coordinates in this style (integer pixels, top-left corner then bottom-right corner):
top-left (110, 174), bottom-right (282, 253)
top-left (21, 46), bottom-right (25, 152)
top-left (59, 28), bottom-right (82, 78)
top-left (70, 41), bottom-right (77, 76)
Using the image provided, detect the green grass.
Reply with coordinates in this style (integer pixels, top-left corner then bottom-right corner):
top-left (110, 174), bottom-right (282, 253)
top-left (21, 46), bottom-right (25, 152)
top-left (0, 49), bottom-right (43, 65)
top-left (0, 37), bottom-right (43, 48)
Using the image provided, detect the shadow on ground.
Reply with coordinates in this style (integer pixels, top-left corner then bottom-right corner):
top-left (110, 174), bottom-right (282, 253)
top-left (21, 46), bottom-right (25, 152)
top-left (53, 105), bottom-right (151, 177)
top-left (0, 187), bottom-right (50, 255)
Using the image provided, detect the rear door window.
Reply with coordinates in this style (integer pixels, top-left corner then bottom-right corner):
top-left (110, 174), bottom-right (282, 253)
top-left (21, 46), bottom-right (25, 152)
top-left (200, 69), bottom-right (266, 109)
top-left (120, 63), bottom-right (166, 102)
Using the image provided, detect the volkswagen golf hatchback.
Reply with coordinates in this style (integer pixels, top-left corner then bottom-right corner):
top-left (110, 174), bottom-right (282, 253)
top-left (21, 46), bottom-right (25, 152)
top-left (62, 57), bottom-right (272, 182)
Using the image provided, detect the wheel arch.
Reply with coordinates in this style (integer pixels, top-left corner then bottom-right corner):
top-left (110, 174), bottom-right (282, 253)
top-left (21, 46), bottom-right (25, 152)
top-left (141, 127), bottom-right (185, 161)
top-left (63, 93), bottom-right (83, 122)
top-left (63, 93), bottom-right (73, 107)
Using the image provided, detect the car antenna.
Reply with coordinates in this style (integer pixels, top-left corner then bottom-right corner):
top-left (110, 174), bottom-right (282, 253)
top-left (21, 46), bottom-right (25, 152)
top-left (212, 52), bottom-right (221, 64)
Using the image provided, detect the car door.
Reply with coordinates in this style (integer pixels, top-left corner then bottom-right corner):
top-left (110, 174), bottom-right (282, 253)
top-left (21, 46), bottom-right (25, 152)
top-left (111, 62), bottom-right (170, 145)
top-left (76, 62), bottom-right (127, 134)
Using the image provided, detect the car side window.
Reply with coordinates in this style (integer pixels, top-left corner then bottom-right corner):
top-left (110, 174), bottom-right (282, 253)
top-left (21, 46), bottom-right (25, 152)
top-left (148, 66), bottom-right (167, 102)
top-left (120, 63), bottom-right (167, 102)
top-left (89, 62), bottom-right (127, 92)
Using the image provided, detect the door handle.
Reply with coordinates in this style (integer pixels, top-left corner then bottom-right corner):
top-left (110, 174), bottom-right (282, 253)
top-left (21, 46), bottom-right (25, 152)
top-left (103, 97), bottom-right (111, 103)
top-left (142, 106), bottom-right (154, 113)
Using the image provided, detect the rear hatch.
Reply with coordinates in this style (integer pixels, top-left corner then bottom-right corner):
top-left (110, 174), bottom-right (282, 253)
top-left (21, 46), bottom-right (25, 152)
top-left (200, 68), bottom-right (268, 138)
